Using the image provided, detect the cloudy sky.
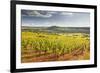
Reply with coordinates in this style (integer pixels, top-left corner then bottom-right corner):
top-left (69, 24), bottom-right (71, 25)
top-left (21, 10), bottom-right (90, 27)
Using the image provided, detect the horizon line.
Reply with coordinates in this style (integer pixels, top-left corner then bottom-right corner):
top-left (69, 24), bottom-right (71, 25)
top-left (21, 25), bottom-right (90, 28)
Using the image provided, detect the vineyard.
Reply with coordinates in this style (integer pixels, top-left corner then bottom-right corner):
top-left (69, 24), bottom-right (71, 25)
top-left (21, 31), bottom-right (90, 63)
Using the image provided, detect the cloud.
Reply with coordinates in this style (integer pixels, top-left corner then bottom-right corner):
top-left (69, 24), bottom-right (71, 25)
top-left (22, 10), bottom-right (53, 18)
top-left (48, 11), bottom-right (57, 14)
top-left (22, 10), bottom-right (74, 18)
top-left (61, 12), bottom-right (73, 16)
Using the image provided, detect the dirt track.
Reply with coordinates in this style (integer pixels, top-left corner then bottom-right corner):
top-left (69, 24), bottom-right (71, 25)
top-left (21, 49), bottom-right (90, 63)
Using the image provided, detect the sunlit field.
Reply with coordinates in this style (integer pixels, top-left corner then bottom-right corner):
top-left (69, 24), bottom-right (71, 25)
top-left (21, 31), bottom-right (90, 63)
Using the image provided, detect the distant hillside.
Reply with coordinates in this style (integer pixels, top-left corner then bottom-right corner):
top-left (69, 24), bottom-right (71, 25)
top-left (22, 26), bottom-right (90, 34)
top-left (47, 26), bottom-right (60, 29)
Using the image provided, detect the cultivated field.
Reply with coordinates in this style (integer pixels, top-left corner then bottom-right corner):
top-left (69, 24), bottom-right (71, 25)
top-left (21, 30), bottom-right (90, 63)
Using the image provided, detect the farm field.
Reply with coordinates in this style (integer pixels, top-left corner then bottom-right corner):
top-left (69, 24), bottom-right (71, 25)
top-left (21, 10), bottom-right (90, 63)
top-left (21, 30), bottom-right (90, 63)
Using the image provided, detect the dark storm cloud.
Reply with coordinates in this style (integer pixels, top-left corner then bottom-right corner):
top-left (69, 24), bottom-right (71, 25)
top-left (21, 10), bottom-right (90, 27)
